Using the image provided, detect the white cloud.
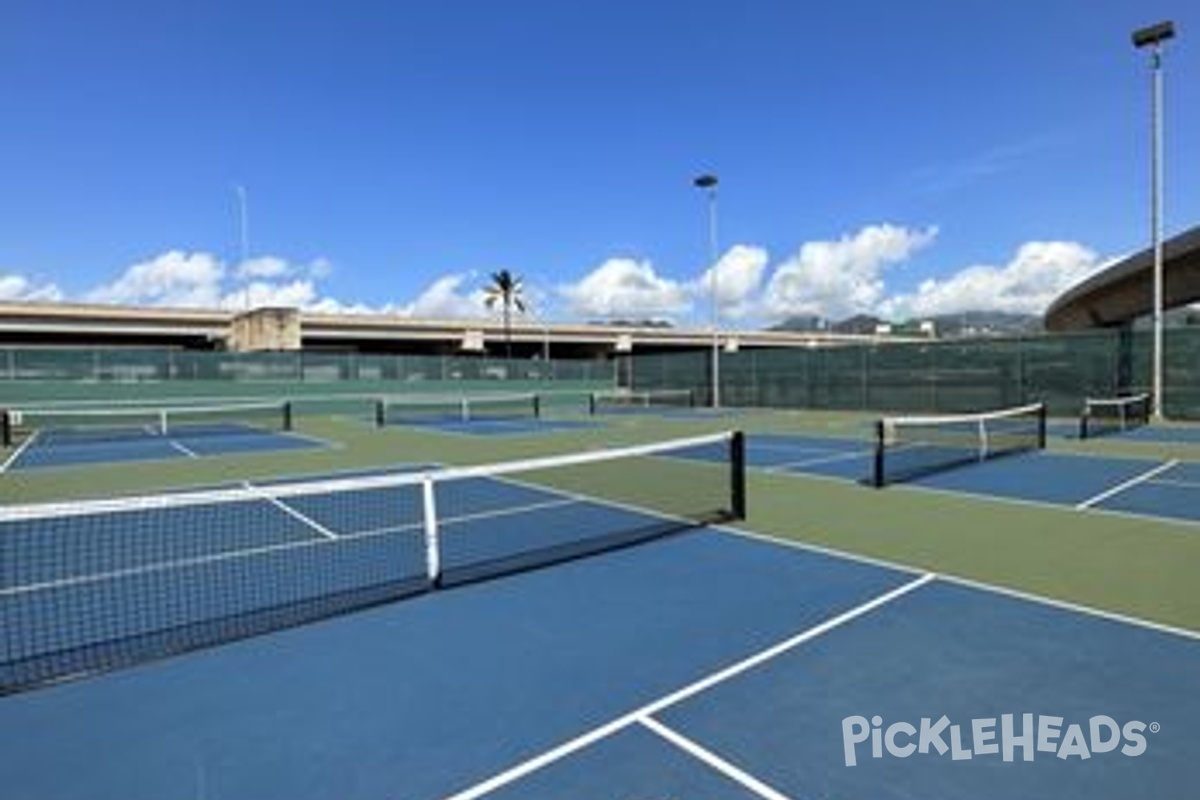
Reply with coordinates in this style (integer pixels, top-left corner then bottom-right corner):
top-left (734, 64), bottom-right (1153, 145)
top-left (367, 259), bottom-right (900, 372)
top-left (304, 297), bottom-right (390, 315)
top-left (880, 241), bottom-right (1102, 319)
top-left (696, 245), bottom-right (769, 320)
top-left (222, 279), bottom-right (320, 310)
top-left (397, 274), bottom-right (487, 319)
top-left (0, 273), bottom-right (64, 302)
top-left (82, 250), bottom-right (389, 314)
top-left (764, 224), bottom-right (938, 320)
top-left (306, 258), bottom-right (334, 280)
top-left (16, 230), bottom-right (1110, 328)
top-left (86, 251), bottom-right (225, 307)
top-left (559, 257), bottom-right (691, 319)
top-left (235, 256), bottom-right (292, 281)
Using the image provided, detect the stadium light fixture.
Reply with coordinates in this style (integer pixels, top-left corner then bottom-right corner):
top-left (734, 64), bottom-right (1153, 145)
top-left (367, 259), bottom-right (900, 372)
top-left (693, 173), bottom-right (721, 409)
top-left (1132, 20), bottom-right (1175, 420)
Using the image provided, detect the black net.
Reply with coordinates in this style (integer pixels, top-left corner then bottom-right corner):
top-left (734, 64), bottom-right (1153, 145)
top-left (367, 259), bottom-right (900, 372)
top-left (2, 402), bottom-right (292, 447)
top-left (375, 393), bottom-right (541, 425)
top-left (873, 403), bottom-right (1047, 487)
top-left (0, 431), bottom-right (744, 694)
top-left (588, 389), bottom-right (695, 414)
top-left (1080, 393), bottom-right (1153, 439)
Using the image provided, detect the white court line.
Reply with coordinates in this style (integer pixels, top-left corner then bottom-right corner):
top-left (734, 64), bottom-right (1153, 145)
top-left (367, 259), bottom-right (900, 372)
top-left (169, 439), bottom-right (200, 459)
top-left (0, 429), bottom-right (39, 473)
top-left (873, 468), bottom-right (1200, 533)
top-left (750, 442), bottom-right (845, 455)
top-left (0, 494), bottom-right (588, 599)
top-left (441, 574), bottom-right (935, 800)
top-left (342, 496), bottom-right (582, 541)
top-left (0, 529), bottom-right (346, 598)
top-left (711, 523), bottom-right (1200, 643)
top-left (765, 448), bottom-right (873, 473)
top-left (1149, 477), bottom-right (1200, 490)
top-left (639, 715), bottom-right (794, 800)
top-left (935, 570), bottom-right (1200, 643)
top-left (1075, 460), bottom-right (1179, 509)
top-left (276, 429), bottom-right (340, 448)
top-left (241, 481), bottom-right (339, 541)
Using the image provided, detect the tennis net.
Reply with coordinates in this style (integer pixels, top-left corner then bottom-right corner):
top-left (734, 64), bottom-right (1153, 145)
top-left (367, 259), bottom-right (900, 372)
top-left (1, 401), bottom-right (293, 447)
top-left (589, 388), bottom-right (696, 415)
top-left (873, 403), bottom-right (1046, 487)
top-left (375, 392), bottom-right (541, 425)
top-left (1079, 393), bottom-right (1151, 439)
top-left (0, 430), bottom-right (744, 694)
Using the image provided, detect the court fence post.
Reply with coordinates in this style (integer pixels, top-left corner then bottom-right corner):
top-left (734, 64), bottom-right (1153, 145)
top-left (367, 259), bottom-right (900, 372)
top-left (1037, 403), bottom-right (1048, 449)
top-left (872, 419), bottom-right (885, 488)
top-left (730, 430), bottom-right (746, 520)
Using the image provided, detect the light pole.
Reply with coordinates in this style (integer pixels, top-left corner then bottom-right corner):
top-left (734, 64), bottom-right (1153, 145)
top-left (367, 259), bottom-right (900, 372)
top-left (235, 185), bottom-right (250, 267)
top-left (235, 185), bottom-right (251, 311)
top-left (1132, 20), bottom-right (1175, 420)
top-left (694, 173), bottom-right (720, 408)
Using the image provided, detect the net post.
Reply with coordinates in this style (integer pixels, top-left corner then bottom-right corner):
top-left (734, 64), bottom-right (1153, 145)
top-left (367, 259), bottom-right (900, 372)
top-left (687, 388), bottom-right (696, 408)
top-left (282, 401), bottom-right (293, 431)
top-left (588, 393), bottom-right (597, 416)
top-left (872, 419), bottom-right (885, 488)
top-left (730, 430), bottom-right (746, 520)
top-left (460, 397), bottom-right (469, 422)
top-left (374, 399), bottom-right (386, 427)
top-left (532, 393), bottom-right (541, 419)
top-left (1037, 403), bottom-right (1047, 449)
top-left (1079, 408), bottom-right (1089, 441)
top-left (158, 409), bottom-right (169, 436)
top-left (0, 410), bottom-right (9, 448)
top-left (421, 475), bottom-right (441, 588)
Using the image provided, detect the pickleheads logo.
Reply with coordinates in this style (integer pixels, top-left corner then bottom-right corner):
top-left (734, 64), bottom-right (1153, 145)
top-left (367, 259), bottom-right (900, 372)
top-left (842, 714), bottom-right (1158, 767)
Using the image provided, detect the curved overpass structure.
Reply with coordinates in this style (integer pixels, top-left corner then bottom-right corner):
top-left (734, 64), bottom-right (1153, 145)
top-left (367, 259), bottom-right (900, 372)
top-left (1044, 224), bottom-right (1200, 330)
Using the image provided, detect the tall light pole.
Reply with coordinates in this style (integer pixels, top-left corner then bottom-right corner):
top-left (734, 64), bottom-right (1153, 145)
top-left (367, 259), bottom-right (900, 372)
top-left (694, 173), bottom-right (720, 408)
top-left (235, 185), bottom-right (250, 311)
top-left (1133, 20), bottom-right (1175, 420)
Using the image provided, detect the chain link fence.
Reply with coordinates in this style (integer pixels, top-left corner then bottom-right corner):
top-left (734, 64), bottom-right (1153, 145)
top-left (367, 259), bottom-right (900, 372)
top-left (632, 329), bottom-right (1200, 419)
top-left (0, 349), bottom-right (616, 406)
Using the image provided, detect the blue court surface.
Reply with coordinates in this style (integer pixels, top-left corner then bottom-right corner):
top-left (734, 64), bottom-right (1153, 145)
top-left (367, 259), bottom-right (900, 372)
top-left (1047, 419), bottom-right (1200, 443)
top-left (707, 433), bottom-right (1200, 527)
top-left (0, 487), bottom-right (1196, 800)
top-left (1106, 424), bottom-right (1200, 444)
top-left (1, 425), bottom-right (330, 471)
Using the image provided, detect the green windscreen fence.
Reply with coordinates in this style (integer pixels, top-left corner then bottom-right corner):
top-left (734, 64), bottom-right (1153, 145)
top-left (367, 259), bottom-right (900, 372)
top-left (0, 349), bottom-right (616, 408)
top-left (631, 329), bottom-right (1200, 419)
top-left (2, 330), bottom-right (1198, 418)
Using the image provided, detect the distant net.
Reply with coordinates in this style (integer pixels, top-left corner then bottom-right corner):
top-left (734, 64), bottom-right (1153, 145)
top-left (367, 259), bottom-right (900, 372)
top-left (0, 430), bottom-right (744, 694)
top-left (1, 401), bottom-right (293, 447)
top-left (873, 402), bottom-right (1046, 487)
top-left (375, 392), bottom-right (541, 425)
top-left (589, 388), bottom-right (696, 415)
top-left (1079, 393), bottom-right (1152, 439)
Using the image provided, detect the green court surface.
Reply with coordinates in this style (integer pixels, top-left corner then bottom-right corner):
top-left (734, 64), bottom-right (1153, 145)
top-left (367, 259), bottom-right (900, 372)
top-left (2, 405), bottom-right (1198, 637)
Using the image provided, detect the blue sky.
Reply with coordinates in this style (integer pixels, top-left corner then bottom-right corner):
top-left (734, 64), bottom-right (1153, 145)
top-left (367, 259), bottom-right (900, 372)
top-left (0, 1), bottom-right (1196, 327)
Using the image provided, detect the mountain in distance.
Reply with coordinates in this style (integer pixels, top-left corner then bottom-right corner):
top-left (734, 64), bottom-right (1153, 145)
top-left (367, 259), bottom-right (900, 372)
top-left (769, 311), bottom-right (1042, 338)
top-left (929, 311), bottom-right (1043, 337)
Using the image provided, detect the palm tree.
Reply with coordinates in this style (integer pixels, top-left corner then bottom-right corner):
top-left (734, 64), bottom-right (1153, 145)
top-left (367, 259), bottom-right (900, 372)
top-left (483, 269), bottom-right (526, 361)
